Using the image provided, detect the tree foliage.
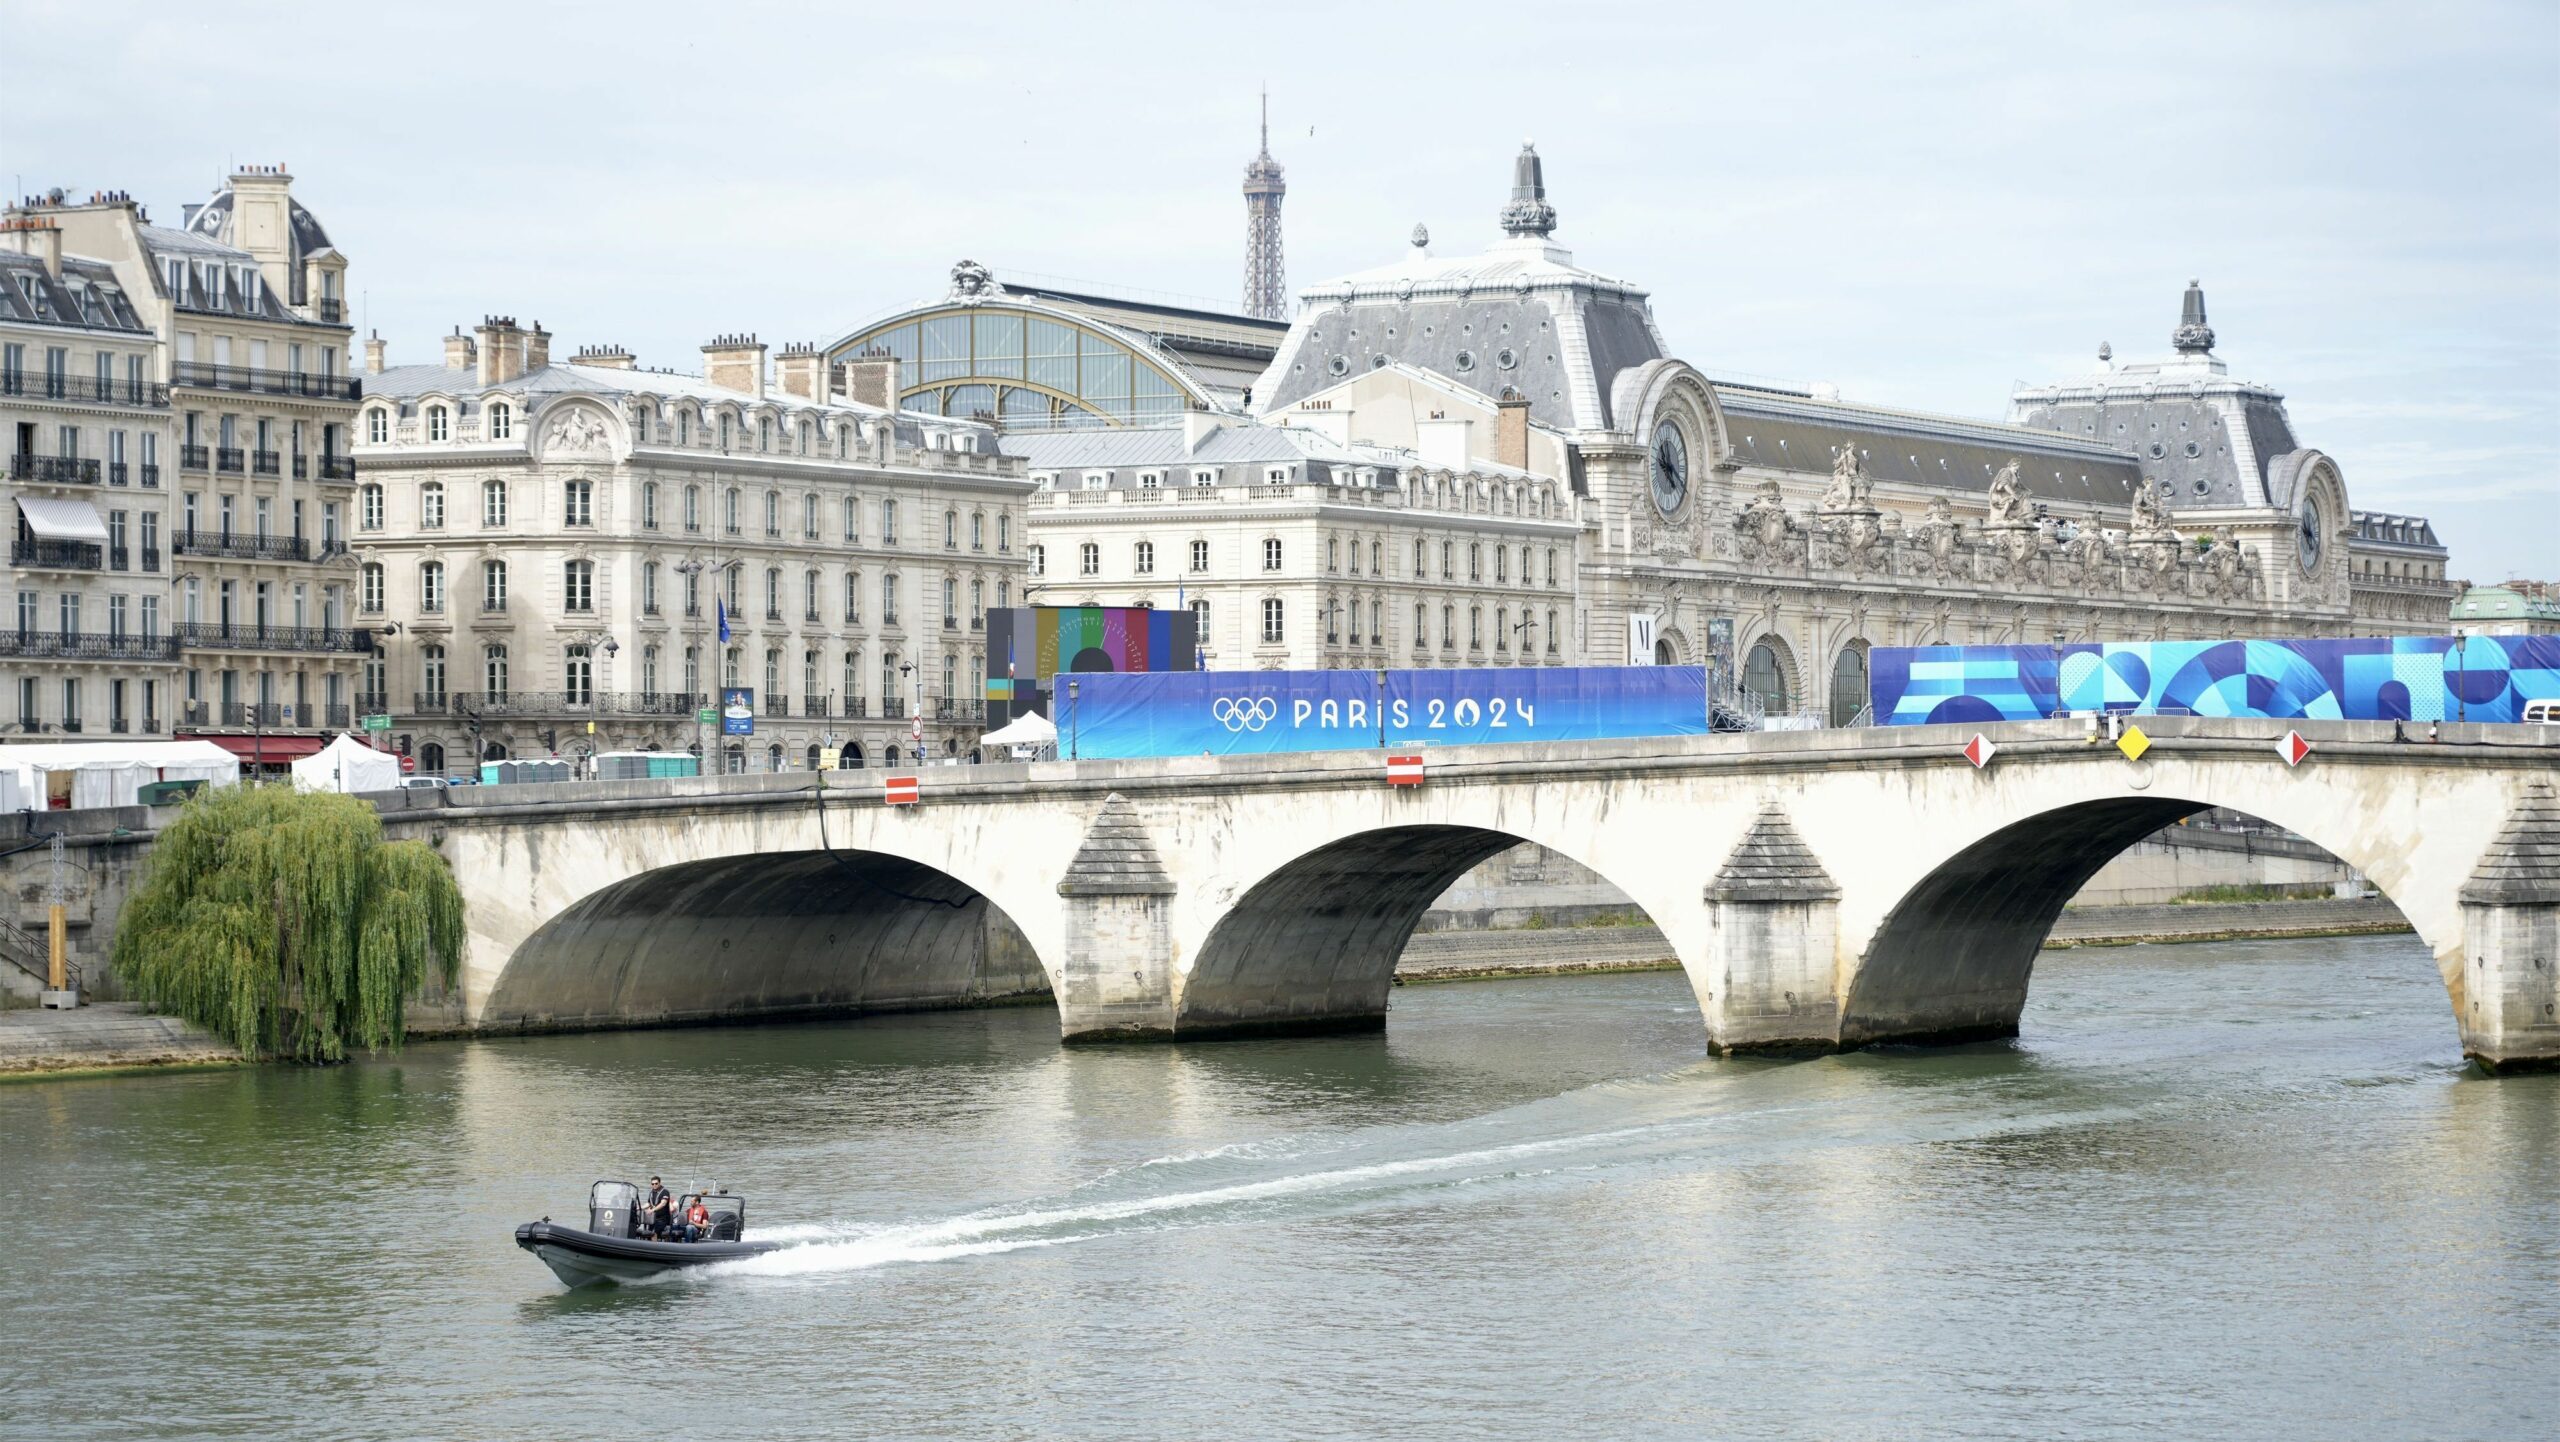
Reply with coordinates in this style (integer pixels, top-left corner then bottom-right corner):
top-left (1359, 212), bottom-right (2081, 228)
top-left (114, 786), bottom-right (464, 1062)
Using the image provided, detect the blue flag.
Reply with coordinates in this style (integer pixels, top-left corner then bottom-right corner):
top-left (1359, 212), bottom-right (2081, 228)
top-left (716, 595), bottom-right (730, 644)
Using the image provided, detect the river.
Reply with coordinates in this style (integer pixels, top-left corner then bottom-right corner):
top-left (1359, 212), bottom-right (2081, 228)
top-left (3, 933), bottom-right (2554, 1441)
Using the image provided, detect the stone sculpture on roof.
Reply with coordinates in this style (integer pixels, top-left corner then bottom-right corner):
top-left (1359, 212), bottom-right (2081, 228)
top-left (544, 405), bottom-right (611, 455)
top-left (1821, 444), bottom-right (1871, 513)
top-left (1984, 460), bottom-right (2033, 528)
top-left (949, 259), bottom-right (1000, 300)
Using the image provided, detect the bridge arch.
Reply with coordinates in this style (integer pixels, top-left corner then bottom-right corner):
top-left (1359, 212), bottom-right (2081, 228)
top-left (479, 847), bottom-right (1053, 1031)
top-left (1838, 789), bottom-right (2462, 1051)
top-left (1170, 822), bottom-right (1691, 1039)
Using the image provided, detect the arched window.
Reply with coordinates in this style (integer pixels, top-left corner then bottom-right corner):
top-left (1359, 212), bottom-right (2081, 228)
top-left (998, 515), bottom-right (1011, 552)
top-left (427, 405), bottom-right (449, 442)
top-left (564, 645), bottom-right (593, 705)
top-left (1545, 548), bottom-right (1557, 586)
top-left (482, 558), bottom-right (508, 612)
top-left (360, 563), bottom-right (384, 613)
top-left (969, 578), bottom-right (984, 619)
top-left (420, 741), bottom-right (445, 775)
top-left (1440, 541), bottom-right (1454, 579)
top-left (420, 645), bottom-right (446, 701)
top-left (1470, 544), bottom-right (1484, 582)
top-left (420, 481), bottom-right (444, 529)
top-left (1496, 547), bottom-right (1508, 584)
top-left (1079, 542), bottom-right (1100, 577)
top-left (488, 402), bottom-right (511, 440)
top-left (1134, 541), bottom-right (1155, 575)
top-left (763, 490), bottom-right (779, 536)
top-left (1744, 640), bottom-right (1792, 715)
top-left (1260, 598), bottom-right (1285, 644)
top-left (1545, 608), bottom-right (1558, 654)
top-left (941, 576), bottom-right (958, 623)
top-left (1829, 641), bottom-right (1872, 727)
top-left (1413, 539), bottom-right (1427, 575)
top-left (1370, 541), bottom-right (1381, 575)
top-left (483, 644), bottom-right (509, 699)
top-left (765, 567), bottom-right (782, 619)
top-left (359, 483), bottom-right (383, 530)
top-left (1327, 537), bottom-right (1339, 571)
top-left (420, 561), bottom-right (445, 613)
top-left (640, 481), bottom-right (658, 530)
top-left (1495, 605), bottom-right (1509, 651)
top-left (1470, 605), bottom-right (1483, 649)
top-left (881, 499), bottom-right (898, 543)
top-left (482, 479), bottom-right (507, 527)
top-left (970, 513), bottom-right (984, 550)
top-left (563, 559), bottom-right (594, 613)
top-left (803, 494), bottom-right (820, 540)
top-left (803, 569), bottom-right (820, 622)
top-left (944, 510), bottom-right (958, 549)
top-left (1413, 603), bottom-right (1428, 652)
top-left (882, 573), bottom-right (900, 623)
top-left (366, 408), bottom-right (389, 444)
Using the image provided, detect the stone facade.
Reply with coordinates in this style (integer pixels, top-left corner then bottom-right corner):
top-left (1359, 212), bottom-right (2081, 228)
top-left (353, 326), bottom-right (1034, 774)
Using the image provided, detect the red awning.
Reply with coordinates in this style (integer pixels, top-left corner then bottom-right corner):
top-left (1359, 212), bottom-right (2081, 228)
top-left (181, 732), bottom-right (329, 763)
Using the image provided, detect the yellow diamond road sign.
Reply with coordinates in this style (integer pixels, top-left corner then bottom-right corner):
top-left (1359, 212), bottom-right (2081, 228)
top-left (2116, 722), bottom-right (2152, 761)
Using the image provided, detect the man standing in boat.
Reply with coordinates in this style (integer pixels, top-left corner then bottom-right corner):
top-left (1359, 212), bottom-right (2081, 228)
top-left (641, 1177), bottom-right (674, 1239)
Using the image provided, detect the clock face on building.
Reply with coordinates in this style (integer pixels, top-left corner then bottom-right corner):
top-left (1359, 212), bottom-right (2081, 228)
top-left (2297, 495), bottom-right (2324, 573)
top-left (1651, 420), bottom-right (1688, 515)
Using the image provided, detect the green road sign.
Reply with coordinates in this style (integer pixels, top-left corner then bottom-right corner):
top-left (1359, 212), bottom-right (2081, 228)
top-left (698, 708), bottom-right (719, 724)
top-left (362, 714), bottom-right (393, 732)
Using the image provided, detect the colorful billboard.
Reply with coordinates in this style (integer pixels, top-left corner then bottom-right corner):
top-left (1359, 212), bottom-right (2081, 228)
top-left (1870, 636), bottom-right (2560, 726)
top-left (1060, 666), bottom-right (1711, 758)
top-left (984, 606), bottom-right (1198, 729)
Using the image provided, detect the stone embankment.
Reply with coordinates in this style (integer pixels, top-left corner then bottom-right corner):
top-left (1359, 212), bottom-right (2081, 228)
top-left (0, 1002), bottom-right (239, 1077)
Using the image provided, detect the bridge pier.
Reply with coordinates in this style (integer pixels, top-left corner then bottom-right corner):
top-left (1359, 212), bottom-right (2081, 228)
top-left (1054, 795), bottom-right (1181, 1042)
top-left (2456, 785), bottom-right (2560, 1074)
top-left (1700, 805), bottom-right (1844, 1053)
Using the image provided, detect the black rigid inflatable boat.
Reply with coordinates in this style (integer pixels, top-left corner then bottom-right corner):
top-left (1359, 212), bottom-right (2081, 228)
top-left (516, 1180), bottom-right (788, 1287)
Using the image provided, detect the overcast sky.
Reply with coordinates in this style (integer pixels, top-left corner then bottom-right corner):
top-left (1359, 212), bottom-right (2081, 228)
top-left (6, 0), bottom-right (2552, 578)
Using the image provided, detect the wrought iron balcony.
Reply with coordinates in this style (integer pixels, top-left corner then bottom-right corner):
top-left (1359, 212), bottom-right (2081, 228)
top-left (171, 362), bottom-right (362, 402)
top-left (11, 539), bottom-right (103, 570)
top-left (317, 456), bottom-right (356, 481)
top-left (430, 690), bottom-right (707, 718)
top-left (798, 696), bottom-right (831, 718)
top-left (181, 444), bottom-right (209, 471)
top-left (109, 545), bottom-right (129, 571)
top-left (315, 299), bottom-right (345, 323)
top-left (172, 529), bottom-right (312, 562)
top-left (139, 463), bottom-right (161, 488)
top-left (251, 450), bottom-right (281, 476)
top-left (355, 693), bottom-right (392, 715)
top-left (0, 372), bottom-right (169, 407)
top-left (141, 546), bottom-right (162, 572)
top-left (842, 697), bottom-right (870, 719)
top-left (766, 697), bottom-right (792, 717)
top-left (176, 621), bottom-right (375, 654)
top-left (880, 697), bottom-right (908, 719)
top-left (8, 453), bottom-right (103, 485)
top-left (216, 447), bottom-right (245, 473)
top-left (0, 631), bottom-right (180, 661)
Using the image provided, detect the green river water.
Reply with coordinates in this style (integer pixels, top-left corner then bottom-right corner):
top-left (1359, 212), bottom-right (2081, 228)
top-left (3, 933), bottom-right (2554, 1441)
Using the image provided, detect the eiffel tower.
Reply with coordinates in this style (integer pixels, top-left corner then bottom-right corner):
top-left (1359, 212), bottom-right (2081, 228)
top-left (1241, 90), bottom-right (1287, 321)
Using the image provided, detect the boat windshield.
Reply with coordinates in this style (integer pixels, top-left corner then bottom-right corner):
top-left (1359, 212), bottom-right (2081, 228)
top-left (588, 1180), bottom-right (642, 1236)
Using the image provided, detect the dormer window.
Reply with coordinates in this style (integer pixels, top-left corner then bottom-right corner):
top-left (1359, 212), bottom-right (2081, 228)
top-left (1137, 471), bottom-right (1162, 490)
top-left (427, 405), bottom-right (449, 442)
top-left (1192, 469), bottom-right (1217, 487)
top-left (366, 409), bottom-right (389, 445)
top-left (488, 403), bottom-right (511, 441)
top-left (1266, 467), bottom-right (1290, 483)
top-left (1082, 471), bottom-right (1110, 491)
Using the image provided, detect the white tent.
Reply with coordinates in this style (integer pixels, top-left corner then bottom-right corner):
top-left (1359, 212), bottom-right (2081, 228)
top-left (0, 739), bottom-right (241, 811)
top-left (978, 710), bottom-right (1058, 748)
top-left (291, 734), bottom-right (403, 794)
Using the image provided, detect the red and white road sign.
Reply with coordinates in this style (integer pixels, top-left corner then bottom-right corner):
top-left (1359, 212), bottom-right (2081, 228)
top-left (2275, 730), bottom-right (2312, 768)
top-left (1387, 754), bottom-right (1426, 787)
top-left (1963, 734), bottom-right (1999, 769)
top-left (882, 774), bottom-right (920, 806)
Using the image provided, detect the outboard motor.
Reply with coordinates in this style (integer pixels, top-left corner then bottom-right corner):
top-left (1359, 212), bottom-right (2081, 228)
top-left (589, 1181), bottom-right (642, 1238)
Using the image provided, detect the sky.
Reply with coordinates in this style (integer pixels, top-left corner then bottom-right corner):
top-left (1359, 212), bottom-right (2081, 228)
top-left (4, 0), bottom-right (2553, 578)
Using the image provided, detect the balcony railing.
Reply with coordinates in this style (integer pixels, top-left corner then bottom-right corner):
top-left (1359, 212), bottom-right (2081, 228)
top-left (181, 701), bottom-right (335, 730)
top-left (0, 372), bottom-right (170, 407)
top-left (141, 546), bottom-right (161, 571)
top-left (423, 691), bottom-right (707, 718)
top-left (216, 447), bottom-right (244, 473)
top-left (355, 693), bottom-right (391, 715)
top-left (251, 450), bottom-right (281, 476)
top-left (8, 454), bottom-right (103, 485)
top-left (109, 545), bottom-right (129, 571)
top-left (0, 631), bottom-right (180, 661)
top-left (798, 696), bottom-right (831, 718)
top-left (11, 539), bottom-right (103, 570)
top-left (171, 362), bottom-right (362, 402)
top-left (766, 697), bottom-right (792, 718)
top-left (881, 697), bottom-right (908, 719)
top-left (172, 530), bottom-right (311, 562)
top-left (139, 463), bottom-right (160, 488)
top-left (175, 621), bottom-right (375, 654)
top-left (181, 444), bottom-right (210, 471)
top-left (842, 697), bottom-right (870, 719)
top-left (315, 299), bottom-right (345, 323)
top-left (317, 456), bottom-right (356, 481)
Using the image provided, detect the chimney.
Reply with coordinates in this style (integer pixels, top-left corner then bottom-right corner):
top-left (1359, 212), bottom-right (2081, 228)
top-left (842, 348), bottom-right (898, 410)
top-left (774, 342), bottom-right (824, 400)
top-left (1, 217), bottom-right (63, 278)
top-left (571, 343), bottom-right (635, 370)
top-left (1182, 409), bottom-right (1234, 452)
top-left (523, 321), bottom-right (550, 374)
top-left (225, 164), bottom-right (297, 304)
top-left (475, 315), bottom-right (524, 386)
top-left (444, 327), bottom-right (477, 372)
top-left (1495, 387), bottom-right (1530, 471)
top-left (701, 333), bottom-right (767, 397)
top-left (1418, 415), bottom-right (1475, 472)
top-left (364, 330), bottom-right (386, 374)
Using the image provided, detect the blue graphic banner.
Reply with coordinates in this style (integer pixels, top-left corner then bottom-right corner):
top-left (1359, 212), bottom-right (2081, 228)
top-left (720, 687), bottom-right (756, 736)
top-left (1871, 636), bottom-right (2560, 725)
top-left (1065, 666), bottom-right (1710, 758)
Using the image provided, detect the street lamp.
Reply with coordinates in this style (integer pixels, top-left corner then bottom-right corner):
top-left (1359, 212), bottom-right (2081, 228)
top-left (1067, 677), bottom-right (1080, 761)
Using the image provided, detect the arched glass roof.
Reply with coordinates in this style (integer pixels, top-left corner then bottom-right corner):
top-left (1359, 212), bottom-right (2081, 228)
top-left (826, 301), bottom-right (1211, 426)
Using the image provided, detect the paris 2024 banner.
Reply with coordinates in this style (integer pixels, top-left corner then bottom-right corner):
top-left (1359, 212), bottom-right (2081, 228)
top-left (1870, 635), bottom-right (2560, 725)
top-left (1062, 666), bottom-right (1711, 758)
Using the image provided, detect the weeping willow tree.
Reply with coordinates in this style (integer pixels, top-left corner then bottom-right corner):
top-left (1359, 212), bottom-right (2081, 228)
top-left (114, 786), bottom-right (464, 1062)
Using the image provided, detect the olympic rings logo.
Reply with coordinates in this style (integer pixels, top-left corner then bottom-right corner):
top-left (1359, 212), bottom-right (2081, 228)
top-left (1212, 696), bottom-right (1279, 732)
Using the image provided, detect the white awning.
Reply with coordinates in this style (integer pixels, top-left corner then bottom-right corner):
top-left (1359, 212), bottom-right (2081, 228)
top-left (16, 497), bottom-right (109, 543)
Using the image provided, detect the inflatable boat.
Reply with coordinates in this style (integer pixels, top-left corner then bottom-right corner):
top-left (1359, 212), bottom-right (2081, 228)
top-left (516, 1181), bottom-right (786, 1288)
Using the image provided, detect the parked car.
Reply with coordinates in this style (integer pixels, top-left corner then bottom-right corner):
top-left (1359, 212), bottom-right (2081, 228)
top-left (2524, 698), bottom-right (2560, 725)
top-left (400, 776), bottom-right (452, 791)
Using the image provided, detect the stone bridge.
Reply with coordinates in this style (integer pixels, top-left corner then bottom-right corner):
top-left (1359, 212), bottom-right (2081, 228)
top-left (380, 717), bottom-right (2560, 1072)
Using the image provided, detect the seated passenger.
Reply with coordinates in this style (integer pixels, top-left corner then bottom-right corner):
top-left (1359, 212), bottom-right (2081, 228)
top-left (681, 1197), bottom-right (712, 1243)
top-left (641, 1177), bottom-right (674, 1239)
